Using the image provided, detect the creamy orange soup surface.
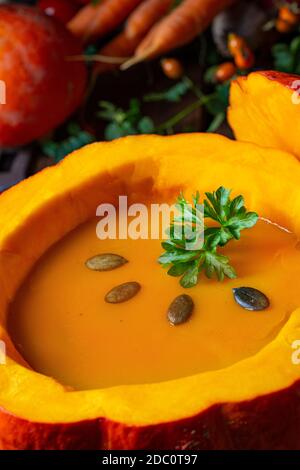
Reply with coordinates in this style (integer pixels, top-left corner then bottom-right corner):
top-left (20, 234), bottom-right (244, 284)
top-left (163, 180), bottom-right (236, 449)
top-left (8, 211), bottom-right (300, 390)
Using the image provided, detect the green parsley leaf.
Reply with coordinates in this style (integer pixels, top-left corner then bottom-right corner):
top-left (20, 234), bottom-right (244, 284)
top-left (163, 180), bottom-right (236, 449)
top-left (144, 77), bottom-right (192, 103)
top-left (204, 83), bottom-right (230, 116)
top-left (41, 123), bottom-right (95, 163)
top-left (180, 262), bottom-right (200, 288)
top-left (272, 36), bottom-right (300, 75)
top-left (158, 187), bottom-right (258, 287)
top-left (201, 251), bottom-right (237, 282)
top-left (98, 99), bottom-right (155, 140)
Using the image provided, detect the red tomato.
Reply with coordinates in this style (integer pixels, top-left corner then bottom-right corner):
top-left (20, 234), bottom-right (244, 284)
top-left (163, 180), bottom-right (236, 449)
top-left (38, 0), bottom-right (78, 24)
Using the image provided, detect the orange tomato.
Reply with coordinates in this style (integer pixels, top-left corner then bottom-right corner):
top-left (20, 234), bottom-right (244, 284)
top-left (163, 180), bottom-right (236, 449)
top-left (279, 6), bottom-right (300, 26)
top-left (276, 18), bottom-right (294, 33)
top-left (215, 62), bottom-right (237, 83)
top-left (234, 46), bottom-right (255, 70)
top-left (227, 33), bottom-right (245, 56)
top-left (160, 58), bottom-right (184, 80)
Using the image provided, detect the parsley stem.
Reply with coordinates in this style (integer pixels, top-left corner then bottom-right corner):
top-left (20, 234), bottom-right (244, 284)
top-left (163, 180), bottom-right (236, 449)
top-left (183, 76), bottom-right (204, 100)
top-left (157, 98), bottom-right (204, 132)
top-left (206, 112), bottom-right (225, 132)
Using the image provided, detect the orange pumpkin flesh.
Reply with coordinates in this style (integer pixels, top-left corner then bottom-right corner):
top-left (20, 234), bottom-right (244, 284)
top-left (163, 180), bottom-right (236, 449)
top-left (1, 134), bottom-right (300, 449)
top-left (228, 71), bottom-right (300, 159)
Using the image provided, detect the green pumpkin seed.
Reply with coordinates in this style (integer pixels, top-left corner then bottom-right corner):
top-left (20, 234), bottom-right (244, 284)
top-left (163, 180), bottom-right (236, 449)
top-left (86, 253), bottom-right (128, 272)
top-left (233, 287), bottom-right (270, 311)
top-left (167, 294), bottom-right (194, 325)
top-left (105, 282), bottom-right (141, 304)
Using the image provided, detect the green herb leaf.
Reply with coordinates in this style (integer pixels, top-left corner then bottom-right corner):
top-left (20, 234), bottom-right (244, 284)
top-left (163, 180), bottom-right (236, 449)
top-left (158, 250), bottom-right (199, 266)
top-left (204, 84), bottom-right (230, 116)
top-left (168, 263), bottom-right (191, 277)
top-left (272, 36), bottom-right (300, 74)
top-left (158, 187), bottom-right (258, 287)
top-left (206, 112), bottom-right (225, 132)
top-left (204, 65), bottom-right (218, 84)
top-left (144, 77), bottom-right (192, 103)
top-left (204, 187), bottom-right (258, 244)
top-left (98, 99), bottom-right (154, 140)
top-left (180, 262), bottom-right (200, 288)
top-left (41, 123), bottom-right (95, 163)
top-left (138, 116), bottom-right (155, 133)
top-left (201, 251), bottom-right (237, 282)
top-left (272, 43), bottom-right (294, 72)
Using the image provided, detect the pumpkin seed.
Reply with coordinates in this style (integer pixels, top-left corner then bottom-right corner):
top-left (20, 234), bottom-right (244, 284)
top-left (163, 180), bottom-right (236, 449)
top-left (105, 281), bottom-right (141, 303)
top-left (167, 294), bottom-right (194, 325)
top-left (233, 287), bottom-right (270, 311)
top-left (85, 253), bottom-right (128, 271)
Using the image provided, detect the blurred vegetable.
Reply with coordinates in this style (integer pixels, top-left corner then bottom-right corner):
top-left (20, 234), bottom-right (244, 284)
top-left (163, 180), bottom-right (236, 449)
top-left (38, 0), bottom-right (78, 24)
top-left (160, 58), bottom-right (184, 80)
top-left (125, 0), bottom-right (173, 40)
top-left (280, 6), bottom-right (299, 24)
top-left (68, 0), bottom-right (143, 43)
top-left (276, 5), bottom-right (300, 32)
top-left (42, 123), bottom-right (95, 163)
top-left (272, 35), bottom-right (300, 73)
top-left (144, 77), bottom-right (192, 102)
top-left (0, 4), bottom-right (86, 147)
top-left (93, 0), bottom-right (172, 77)
top-left (98, 99), bottom-right (155, 140)
top-left (96, 76), bottom-right (230, 139)
top-left (212, 0), bottom-right (267, 57)
top-left (155, 81), bottom-right (230, 133)
top-left (122, 0), bottom-right (236, 68)
top-left (203, 83), bottom-right (229, 117)
top-left (227, 33), bottom-right (255, 70)
top-left (215, 62), bottom-right (236, 82)
top-left (228, 33), bottom-right (246, 56)
top-left (276, 17), bottom-right (293, 32)
top-left (92, 32), bottom-right (139, 77)
top-left (234, 46), bottom-right (255, 69)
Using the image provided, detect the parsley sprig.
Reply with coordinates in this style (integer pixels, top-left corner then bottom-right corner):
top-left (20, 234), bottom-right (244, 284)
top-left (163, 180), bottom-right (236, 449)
top-left (41, 123), bottom-right (95, 163)
top-left (97, 77), bottom-right (231, 138)
top-left (272, 36), bottom-right (300, 75)
top-left (144, 77), bottom-right (192, 103)
top-left (158, 187), bottom-right (258, 288)
top-left (98, 99), bottom-right (155, 140)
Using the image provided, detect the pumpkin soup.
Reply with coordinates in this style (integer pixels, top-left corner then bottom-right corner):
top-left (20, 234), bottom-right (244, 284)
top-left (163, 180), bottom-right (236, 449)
top-left (8, 216), bottom-right (300, 390)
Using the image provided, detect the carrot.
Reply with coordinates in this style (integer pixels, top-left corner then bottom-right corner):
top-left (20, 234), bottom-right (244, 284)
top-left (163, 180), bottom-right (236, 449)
top-left (122, 0), bottom-right (237, 68)
top-left (125, 0), bottom-right (173, 40)
top-left (68, 0), bottom-right (109, 40)
top-left (92, 0), bottom-right (173, 77)
top-left (92, 31), bottom-right (140, 76)
top-left (68, 0), bottom-right (143, 43)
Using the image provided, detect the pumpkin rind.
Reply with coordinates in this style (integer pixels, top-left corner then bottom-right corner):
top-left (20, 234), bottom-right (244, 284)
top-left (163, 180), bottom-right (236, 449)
top-left (228, 70), bottom-right (300, 160)
top-left (1, 380), bottom-right (300, 450)
top-left (1, 134), bottom-right (300, 449)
